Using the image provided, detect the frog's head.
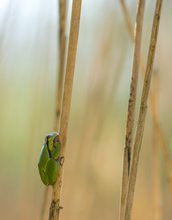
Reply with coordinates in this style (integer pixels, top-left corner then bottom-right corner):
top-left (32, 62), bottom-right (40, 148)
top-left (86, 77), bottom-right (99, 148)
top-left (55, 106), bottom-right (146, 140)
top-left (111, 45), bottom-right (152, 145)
top-left (45, 132), bottom-right (58, 151)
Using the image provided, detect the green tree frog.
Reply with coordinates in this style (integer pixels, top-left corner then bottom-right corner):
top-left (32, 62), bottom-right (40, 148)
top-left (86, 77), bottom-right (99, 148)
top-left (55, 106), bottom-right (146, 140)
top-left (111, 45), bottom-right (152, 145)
top-left (38, 132), bottom-right (61, 186)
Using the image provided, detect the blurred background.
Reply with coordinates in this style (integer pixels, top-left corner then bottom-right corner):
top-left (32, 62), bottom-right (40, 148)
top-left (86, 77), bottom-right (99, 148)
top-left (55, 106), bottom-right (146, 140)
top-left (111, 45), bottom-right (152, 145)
top-left (0, 0), bottom-right (172, 219)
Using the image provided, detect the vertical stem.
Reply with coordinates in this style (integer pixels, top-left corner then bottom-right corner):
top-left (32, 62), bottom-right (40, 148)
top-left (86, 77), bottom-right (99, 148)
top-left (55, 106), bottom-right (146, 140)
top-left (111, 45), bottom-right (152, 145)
top-left (55, 0), bottom-right (67, 131)
top-left (49, 0), bottom-right (82, 219)
top-left (119, 0), bottom-right (172, 201)
top-left (124, 1), bottom-right (163, 219)
top-left (40, 2), bottom-right (67, 219)
top-left (119, 1), bottom-right (145, 219)
top-left (59, 0), bottom-right (82, 154)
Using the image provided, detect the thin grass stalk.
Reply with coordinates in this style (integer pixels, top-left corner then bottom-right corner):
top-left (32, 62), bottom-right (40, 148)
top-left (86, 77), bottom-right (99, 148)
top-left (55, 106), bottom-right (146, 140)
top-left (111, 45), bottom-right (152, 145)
top-left (48, 0), bottom-right (82, 219)
top-left (55, 0), bottom-right (67, 130)
top-left (40, 2), bottom-right (67, 219)
top-left (124, 1), bottom-right (163, 219)
top-left (119, 0), bottom-right (172, 200)
top-left (119, 1), bottom-right (145, 219)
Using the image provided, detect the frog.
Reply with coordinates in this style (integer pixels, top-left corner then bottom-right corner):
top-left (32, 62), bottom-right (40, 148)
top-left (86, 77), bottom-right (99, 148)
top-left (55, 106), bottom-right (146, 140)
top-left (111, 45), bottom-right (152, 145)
top-left (38, 132), bottom-right (61, 186)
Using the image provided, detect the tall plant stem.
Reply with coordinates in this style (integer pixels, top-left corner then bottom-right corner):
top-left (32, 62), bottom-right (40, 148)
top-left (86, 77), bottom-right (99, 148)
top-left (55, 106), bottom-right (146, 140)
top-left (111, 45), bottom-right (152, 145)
top-left (55, 0), bottom-right (67, 130)
top-left (119, 1), bottom-right (145, 220)
top-left (40, 2), bottom-right (67, 220)
top-left (120, 0), bottom-right (172, 204)
top-left (124, 1), bottom-right (163, 219)
top-left (49, 0), bottom-right (82, 219)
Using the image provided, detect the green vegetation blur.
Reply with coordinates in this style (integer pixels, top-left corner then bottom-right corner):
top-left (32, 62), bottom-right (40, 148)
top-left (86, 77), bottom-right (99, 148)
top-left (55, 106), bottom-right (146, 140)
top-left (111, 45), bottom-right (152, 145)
top-left (0, 0), bottom-right (172, 219)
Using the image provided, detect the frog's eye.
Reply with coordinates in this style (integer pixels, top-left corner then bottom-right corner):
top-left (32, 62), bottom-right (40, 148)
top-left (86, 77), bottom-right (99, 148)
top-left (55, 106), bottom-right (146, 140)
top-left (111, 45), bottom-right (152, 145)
top-left (53, 134), bottom-right (60, 145)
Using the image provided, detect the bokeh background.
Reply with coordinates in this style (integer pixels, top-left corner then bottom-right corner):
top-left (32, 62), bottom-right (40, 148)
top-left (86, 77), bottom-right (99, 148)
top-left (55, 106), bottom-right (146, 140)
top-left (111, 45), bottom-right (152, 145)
top-left (0, 0), bottom-right (172, 219)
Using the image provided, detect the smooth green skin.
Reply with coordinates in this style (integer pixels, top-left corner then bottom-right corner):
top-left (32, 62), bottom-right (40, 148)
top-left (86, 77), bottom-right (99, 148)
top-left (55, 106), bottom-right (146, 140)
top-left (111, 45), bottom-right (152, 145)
top-left (38, 132), bottom-right (61, 186)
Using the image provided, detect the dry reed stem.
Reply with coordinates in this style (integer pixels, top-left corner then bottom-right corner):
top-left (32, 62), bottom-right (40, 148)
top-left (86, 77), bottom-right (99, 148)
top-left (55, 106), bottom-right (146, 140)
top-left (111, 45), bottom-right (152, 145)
top-left (40, 2), bottom-right (67, 219)
top-left (119, 1), bottom-right (145, 220)
top-left (49, 0), bottom-right (82, 219)
top-left (124, 1), bottom-right (163, 220)
top-left (55, 0), bottom-right (67, 130)
top-left (152, 72), bottom-right (162, 220)
top-left (120, 0), bottom-right (172, 203)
